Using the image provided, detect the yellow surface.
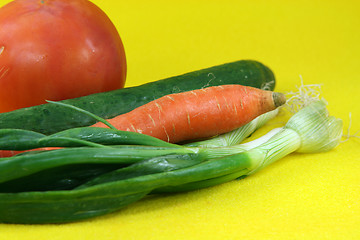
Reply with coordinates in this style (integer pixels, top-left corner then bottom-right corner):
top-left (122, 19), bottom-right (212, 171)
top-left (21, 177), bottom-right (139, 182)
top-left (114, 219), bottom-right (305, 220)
top-left (1, 0), bottom-right (359, 239)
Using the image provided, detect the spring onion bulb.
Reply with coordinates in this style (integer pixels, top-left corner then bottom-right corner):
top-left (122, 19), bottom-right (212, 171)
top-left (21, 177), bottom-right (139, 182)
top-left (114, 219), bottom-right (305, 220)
top-left (156, 100), bottom-right (343, 192)
top-left (248, 100), bottom-right (342, 173)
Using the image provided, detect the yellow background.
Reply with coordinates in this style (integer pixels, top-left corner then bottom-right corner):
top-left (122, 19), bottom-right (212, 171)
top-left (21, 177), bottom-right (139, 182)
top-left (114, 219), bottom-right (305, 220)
top-left (1, 0), bottom-right (359, 239)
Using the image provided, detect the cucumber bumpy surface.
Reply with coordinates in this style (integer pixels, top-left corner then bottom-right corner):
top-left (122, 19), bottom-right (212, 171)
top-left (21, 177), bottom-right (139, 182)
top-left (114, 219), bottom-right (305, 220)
top-left (0, 60), bottom-right (276, 134)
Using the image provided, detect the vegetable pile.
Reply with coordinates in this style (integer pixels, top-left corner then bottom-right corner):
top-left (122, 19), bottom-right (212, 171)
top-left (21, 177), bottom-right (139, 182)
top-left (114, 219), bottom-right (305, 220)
top-left (0, 56), bottom-right (343, 224)
top-left (0, 98), bottom-right (342, 224)
top-left (0, 0), bottom-right (343, 227)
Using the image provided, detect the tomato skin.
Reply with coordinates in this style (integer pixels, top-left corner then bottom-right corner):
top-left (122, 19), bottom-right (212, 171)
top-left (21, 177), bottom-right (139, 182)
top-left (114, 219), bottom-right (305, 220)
top-left (0, 0), bottom-right (126, 113)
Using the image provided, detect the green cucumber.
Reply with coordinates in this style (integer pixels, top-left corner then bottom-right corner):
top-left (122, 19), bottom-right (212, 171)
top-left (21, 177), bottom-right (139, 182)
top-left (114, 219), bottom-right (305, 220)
top-left (0, 60), bottom-right (275, 135)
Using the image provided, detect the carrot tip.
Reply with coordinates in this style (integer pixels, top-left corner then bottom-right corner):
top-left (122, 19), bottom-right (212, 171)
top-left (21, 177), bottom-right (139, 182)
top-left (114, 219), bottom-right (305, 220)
top-left (273, 92), bottom-right (287, 108)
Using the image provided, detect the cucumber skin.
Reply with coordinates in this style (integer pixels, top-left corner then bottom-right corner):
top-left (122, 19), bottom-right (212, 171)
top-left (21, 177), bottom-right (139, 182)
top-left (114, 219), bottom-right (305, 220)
top-left (0, 60), bottom-right (275, 135)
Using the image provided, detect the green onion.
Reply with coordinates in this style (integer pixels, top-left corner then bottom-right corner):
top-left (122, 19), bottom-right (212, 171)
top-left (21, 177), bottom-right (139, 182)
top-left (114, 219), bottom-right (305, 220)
top-left (77, 100), bottom-right (343, 194)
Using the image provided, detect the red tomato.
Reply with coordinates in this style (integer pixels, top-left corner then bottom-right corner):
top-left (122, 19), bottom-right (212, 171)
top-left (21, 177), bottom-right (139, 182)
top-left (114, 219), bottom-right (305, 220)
top-left (0, 0), bottom-right (126, 113)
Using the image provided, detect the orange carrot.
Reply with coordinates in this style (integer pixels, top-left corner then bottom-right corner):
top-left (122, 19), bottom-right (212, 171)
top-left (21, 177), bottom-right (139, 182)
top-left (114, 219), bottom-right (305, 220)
top-left (0, 150), bottom-right (21, 158)
top-left (0, 147), bottom-right (61, 158)
top-left (92, 85), bottom-right (286, 143)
